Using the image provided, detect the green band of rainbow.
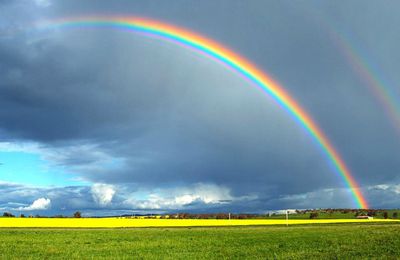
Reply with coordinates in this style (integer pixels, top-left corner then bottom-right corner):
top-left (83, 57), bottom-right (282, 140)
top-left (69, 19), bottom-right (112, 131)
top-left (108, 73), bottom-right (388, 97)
top-left (38, 16), bottom-right (368, 208)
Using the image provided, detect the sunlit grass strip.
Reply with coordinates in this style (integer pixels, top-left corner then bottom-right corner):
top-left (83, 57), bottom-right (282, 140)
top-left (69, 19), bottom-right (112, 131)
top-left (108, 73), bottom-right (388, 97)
top-left (0, 218), bottom-right (398, 228)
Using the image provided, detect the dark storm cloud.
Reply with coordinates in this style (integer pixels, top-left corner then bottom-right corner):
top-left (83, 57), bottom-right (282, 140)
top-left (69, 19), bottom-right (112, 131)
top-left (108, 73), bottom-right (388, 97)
top-left (1, 0), bottom-right (400, 212)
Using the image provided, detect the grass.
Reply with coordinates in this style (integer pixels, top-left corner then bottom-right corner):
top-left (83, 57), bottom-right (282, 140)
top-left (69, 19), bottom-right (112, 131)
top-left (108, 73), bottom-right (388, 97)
top-left (0, 223), bottom-right (399, 259)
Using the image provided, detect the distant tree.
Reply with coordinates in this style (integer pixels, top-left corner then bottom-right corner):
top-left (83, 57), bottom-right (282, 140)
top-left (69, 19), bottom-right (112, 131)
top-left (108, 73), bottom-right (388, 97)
top-left (177, 213), bottom-right (189, 219)
top-left (393, 212), bottom-right (398, 219)
top-left (3, 212), bottom-right (15, 217)
top-left (216, 213), bottom-right (228, 219)
top-left (73, 211), bottom-right (82, 218)
top-left (20, 214), bottom-right (25, 218)
top-left (383, 211), bottom-right (389, 219)
top-left (309, 212), bottom-right (319, 219)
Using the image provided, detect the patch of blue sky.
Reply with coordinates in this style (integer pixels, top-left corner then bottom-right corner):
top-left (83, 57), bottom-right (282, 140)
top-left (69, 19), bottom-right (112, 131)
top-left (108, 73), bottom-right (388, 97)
top-left (0, 151), bottom-right (90, 187)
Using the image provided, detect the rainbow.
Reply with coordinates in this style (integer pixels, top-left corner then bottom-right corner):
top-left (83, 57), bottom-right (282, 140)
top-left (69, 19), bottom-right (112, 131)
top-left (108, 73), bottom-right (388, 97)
top-left (303, 4), bottom-right (400, 135)
top-left (38, 16), bottom-right (368, 208)
top-left (330, 31), bottom-right (400, 134)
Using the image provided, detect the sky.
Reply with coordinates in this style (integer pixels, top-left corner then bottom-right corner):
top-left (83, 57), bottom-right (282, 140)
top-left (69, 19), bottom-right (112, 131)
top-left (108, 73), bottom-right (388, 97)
top-left (1, 0), bottom-right (400, 216)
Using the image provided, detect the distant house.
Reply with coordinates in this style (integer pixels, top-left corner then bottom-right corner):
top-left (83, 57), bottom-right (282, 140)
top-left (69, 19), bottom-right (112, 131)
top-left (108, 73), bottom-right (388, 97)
top-left (356, 215), bottom-right (373, 220)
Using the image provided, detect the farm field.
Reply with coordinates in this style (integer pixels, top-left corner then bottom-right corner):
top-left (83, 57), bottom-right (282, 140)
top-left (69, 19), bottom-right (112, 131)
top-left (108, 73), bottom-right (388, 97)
top-left (0, 217), bottom-right (398, 228)
top-left (267, 209), bottom-right (400, 219)
top-left (0, 223), bottom-right (399, 259)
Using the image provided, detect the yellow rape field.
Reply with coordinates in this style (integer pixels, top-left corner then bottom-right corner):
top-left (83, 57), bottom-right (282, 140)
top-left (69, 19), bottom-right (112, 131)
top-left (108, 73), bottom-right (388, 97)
top-left (0, 218), bottom-right (398, 228)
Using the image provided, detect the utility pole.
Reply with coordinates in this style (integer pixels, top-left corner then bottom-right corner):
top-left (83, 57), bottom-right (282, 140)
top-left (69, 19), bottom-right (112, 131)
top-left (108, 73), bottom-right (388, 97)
top-left (286, 210), bottom-right (289, 227)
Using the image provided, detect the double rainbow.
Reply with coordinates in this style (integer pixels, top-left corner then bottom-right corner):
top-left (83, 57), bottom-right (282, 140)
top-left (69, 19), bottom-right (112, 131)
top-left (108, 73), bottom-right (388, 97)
top-left (39, 16), bottom-right (368, 208)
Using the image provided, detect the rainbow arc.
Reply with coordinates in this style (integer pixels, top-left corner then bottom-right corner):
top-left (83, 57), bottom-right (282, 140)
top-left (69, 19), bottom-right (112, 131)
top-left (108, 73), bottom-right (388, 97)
top-left (39, 16), bottom-right (368, 208)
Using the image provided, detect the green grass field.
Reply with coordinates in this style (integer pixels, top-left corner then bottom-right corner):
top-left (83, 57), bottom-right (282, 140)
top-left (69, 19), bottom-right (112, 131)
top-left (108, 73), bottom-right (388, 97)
top-left (0, 223), bottom-right (399, 259)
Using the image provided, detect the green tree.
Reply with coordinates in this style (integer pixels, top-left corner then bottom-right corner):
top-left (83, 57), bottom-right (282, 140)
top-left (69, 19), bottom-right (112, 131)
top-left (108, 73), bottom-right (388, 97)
top-left (73, 211), bottom-right (82, 218)
top-left (3, 212), bottom-right (15, 217)
top-left (383, 212), bottom-right (389, 219)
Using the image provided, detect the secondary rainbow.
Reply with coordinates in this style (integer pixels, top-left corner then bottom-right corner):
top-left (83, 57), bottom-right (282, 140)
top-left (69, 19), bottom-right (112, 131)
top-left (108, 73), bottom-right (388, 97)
top-left (330, 31), bottom-right (400, 134)
top-left (38, 16), bottom-right (368, 208)
top-left (304, 5), bottom-right (400, 135)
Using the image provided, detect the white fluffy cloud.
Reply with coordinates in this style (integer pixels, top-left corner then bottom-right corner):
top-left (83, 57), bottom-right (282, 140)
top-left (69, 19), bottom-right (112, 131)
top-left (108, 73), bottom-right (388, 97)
top-left (19, 198), bottom-right (51, 211)
top-left (369, 183), bottom-right (400, 194)
top-left (173, 183), bottom-right (233, 205)
top-left (91, 183), bottom-right (116, 206)
top-left (123, 183), bottom-right (255, 210)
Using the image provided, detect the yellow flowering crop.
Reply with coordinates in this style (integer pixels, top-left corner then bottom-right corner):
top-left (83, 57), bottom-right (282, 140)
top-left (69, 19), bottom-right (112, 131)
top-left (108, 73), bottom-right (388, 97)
top-left (0, 218), bottom-right (398, 228)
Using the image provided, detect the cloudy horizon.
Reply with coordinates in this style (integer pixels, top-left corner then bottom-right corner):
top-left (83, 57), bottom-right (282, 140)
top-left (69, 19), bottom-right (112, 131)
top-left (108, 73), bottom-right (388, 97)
top-left (1, 0), bottom-right (400, 216)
